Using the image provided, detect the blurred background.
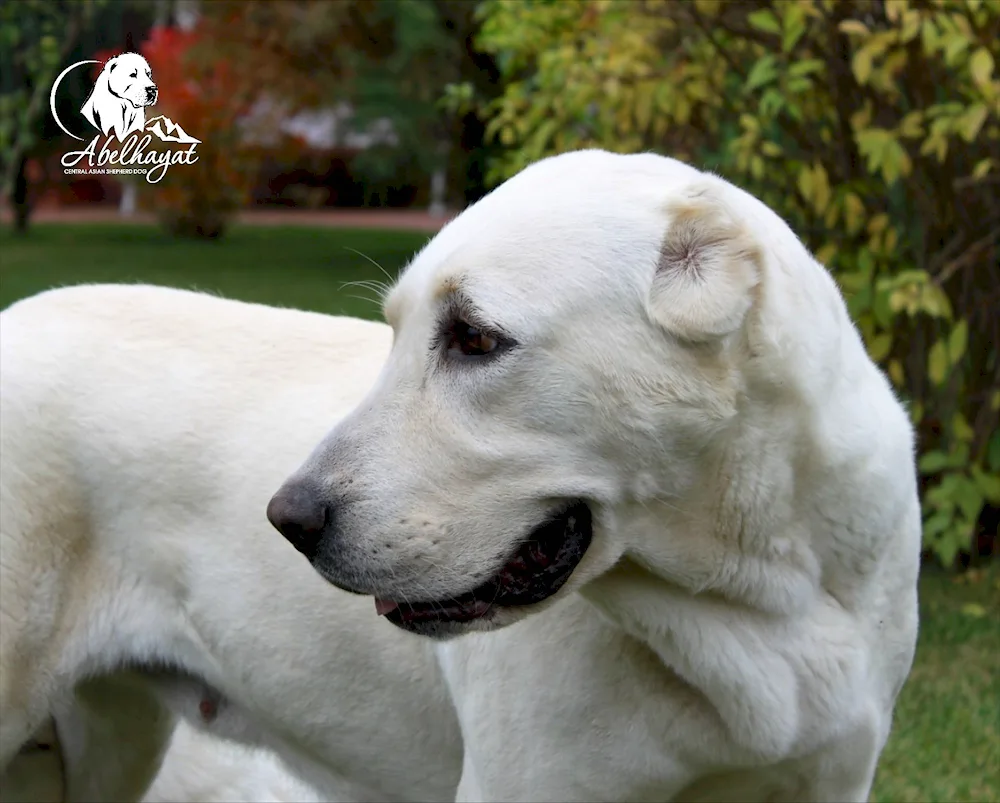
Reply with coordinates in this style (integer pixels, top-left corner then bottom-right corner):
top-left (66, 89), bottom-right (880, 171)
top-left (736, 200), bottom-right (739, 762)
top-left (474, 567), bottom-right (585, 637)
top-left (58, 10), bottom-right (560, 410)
top-left (1, 1), bottom-right (997, 800)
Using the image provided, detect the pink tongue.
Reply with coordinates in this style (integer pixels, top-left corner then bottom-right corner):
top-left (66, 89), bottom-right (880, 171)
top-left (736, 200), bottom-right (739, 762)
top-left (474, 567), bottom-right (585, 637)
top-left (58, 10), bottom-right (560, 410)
top-left (375, 599), bottom-right (400, 617)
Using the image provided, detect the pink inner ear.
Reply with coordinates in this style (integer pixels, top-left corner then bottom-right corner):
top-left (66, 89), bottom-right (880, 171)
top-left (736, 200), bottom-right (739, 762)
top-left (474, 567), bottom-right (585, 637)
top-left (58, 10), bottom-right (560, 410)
top-left (648, 196), bottom-right (761, 341)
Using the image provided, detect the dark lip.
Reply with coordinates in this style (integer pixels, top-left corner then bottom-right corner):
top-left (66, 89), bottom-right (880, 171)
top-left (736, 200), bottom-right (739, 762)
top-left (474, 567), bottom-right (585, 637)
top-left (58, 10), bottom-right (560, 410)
top-left (384, 500), bottom-right (592, 630)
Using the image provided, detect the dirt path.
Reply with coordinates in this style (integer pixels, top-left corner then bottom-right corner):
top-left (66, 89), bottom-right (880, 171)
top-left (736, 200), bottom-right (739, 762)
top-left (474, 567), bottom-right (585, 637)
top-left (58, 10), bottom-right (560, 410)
top-left (1, 206), bottom-right (456, 233)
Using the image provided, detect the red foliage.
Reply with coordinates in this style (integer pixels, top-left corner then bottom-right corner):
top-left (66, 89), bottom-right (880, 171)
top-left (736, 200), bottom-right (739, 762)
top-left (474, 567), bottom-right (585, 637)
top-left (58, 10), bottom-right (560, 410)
top-left (126, 23), bottom-right (263, 238)
top-left (91, 48), bottom-right (123, 81)
top-left (139, 24), bottom-right (250, 129)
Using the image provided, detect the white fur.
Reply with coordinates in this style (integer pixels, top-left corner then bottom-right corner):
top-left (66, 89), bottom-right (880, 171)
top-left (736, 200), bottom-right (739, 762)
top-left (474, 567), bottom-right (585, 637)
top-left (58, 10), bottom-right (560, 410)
top-left (142, 721), bottom-right (324, 803)
top-left (0, 149), bottom-right (921, 802)
top-left (80, 53), bottom-right (157, 142)
top-left (0, 717), bottom-right (321, 803)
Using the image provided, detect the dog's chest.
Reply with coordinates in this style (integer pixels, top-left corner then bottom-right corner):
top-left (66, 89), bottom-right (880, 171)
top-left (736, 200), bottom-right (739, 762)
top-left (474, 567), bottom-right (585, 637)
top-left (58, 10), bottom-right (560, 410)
top-left (436, 599), bottom-right (719, 800)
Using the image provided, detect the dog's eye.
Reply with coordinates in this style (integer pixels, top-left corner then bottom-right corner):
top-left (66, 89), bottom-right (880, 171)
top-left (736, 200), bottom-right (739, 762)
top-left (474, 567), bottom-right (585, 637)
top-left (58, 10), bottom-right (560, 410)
top-left (446, 320), bottom-right (499, 358)
top-left (130, 71), bottom-right (137, 78)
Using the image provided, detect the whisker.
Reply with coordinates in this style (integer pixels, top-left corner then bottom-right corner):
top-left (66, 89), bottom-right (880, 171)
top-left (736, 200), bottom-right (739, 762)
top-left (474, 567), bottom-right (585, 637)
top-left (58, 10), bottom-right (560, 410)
top-left (344, 246), bottom-right (397, 285)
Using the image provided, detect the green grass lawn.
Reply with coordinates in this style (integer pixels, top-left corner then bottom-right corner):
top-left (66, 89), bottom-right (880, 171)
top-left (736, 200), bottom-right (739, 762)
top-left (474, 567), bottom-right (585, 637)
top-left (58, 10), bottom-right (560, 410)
top-left (872, 565), bottom-right (999, 803)
top-left (2, 223), bottom-right (998, 802)
top-left (0, 223), bottom-right (431, 317)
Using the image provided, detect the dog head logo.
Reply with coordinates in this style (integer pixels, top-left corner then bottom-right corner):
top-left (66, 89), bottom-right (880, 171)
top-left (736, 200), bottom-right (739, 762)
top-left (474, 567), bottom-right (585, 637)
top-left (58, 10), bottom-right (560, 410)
top-left (81, 52), bottom-right (158, 142)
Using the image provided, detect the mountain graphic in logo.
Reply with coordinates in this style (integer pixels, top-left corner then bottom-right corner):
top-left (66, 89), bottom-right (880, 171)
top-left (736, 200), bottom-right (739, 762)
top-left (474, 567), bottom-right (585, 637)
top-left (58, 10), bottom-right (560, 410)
top-left (146, 115), bottom-right (201, 144)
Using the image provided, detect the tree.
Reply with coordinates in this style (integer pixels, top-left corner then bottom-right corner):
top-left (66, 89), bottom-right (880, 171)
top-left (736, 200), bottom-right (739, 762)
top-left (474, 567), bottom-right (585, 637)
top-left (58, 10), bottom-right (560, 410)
top-left (196, 0), bottom-right (491, 208)
top-left (0, 0), bottom-right (107, 233)
top-left (0, 0), bottom-right (158, 233)
top-left (470, 0), bottom-right (1000, 568)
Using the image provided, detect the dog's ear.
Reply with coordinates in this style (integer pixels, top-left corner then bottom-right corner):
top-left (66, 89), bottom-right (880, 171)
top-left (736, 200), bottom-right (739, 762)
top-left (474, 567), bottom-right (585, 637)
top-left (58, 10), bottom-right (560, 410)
top-left (108, 57), bottom-right (117, 72)
top-left (647, 184), bottom-right (762, 342)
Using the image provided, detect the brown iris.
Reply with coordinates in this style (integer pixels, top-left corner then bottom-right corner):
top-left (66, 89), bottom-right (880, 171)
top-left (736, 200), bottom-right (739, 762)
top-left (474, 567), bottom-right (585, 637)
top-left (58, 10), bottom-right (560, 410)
top-left (446, 320), bottom-right (499, 357)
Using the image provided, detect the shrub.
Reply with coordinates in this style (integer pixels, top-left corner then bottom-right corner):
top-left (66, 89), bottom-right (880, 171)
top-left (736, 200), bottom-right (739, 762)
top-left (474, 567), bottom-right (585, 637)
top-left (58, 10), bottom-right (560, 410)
top-left (137, 24), bottom-right (260, 239)
top-left (467, 0), bottom-right (999, 566)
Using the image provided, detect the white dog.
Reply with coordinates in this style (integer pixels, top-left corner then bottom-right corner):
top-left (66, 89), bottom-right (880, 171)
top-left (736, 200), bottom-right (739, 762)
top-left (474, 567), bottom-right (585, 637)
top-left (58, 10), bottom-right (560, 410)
top-left (0, 150), bottom-right (920, 802)
top-left (80, 52), bottom-right (157, 142)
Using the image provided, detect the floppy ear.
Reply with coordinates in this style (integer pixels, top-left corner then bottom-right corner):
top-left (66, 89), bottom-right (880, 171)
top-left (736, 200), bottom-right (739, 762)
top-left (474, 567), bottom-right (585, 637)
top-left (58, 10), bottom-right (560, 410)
top-left (647, 185), bottom-right (762, 342)
top-left (81, 68), bottom-right (112, 130)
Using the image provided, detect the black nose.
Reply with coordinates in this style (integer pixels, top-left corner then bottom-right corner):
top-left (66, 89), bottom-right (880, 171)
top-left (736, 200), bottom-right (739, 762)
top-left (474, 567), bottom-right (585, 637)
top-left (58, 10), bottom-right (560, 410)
top-left (266, 483), bottom-right (329, 560)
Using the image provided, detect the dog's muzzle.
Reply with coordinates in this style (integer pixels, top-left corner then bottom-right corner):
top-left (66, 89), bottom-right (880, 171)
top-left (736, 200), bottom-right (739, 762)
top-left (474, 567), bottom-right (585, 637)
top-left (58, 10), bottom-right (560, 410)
top-left (376, 501), bottom-right (593, 633)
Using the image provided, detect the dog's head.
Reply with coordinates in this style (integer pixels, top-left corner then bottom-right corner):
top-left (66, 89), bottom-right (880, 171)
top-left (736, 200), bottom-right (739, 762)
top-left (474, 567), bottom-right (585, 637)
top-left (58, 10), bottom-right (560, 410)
top-left (101, 52), bottom-right (157, 108)
top-left (268, 150), bottom-right (828, 637)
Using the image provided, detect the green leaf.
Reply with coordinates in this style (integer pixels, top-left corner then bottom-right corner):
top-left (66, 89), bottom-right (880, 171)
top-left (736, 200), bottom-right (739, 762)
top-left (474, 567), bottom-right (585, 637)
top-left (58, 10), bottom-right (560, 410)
top-left (954, 477), bottom-right (984, 522)
top-left (961, 603), bottom-right (986, 618)
top-left (748, 9), bottom-right (781, 35)
top-left (838, 19), bottom-right (869, 36)
top-left (971, 158), bottom-right (995, 180)
top-left (919, 450), bottom-right (952, 474)
top-left (888, 359), bottom-right (905, 387)
top-left (898, 111), bottom-right (924, 139)
top-left (873, 288), bottom-right (894, 330)
top-left (942, 29), bottom-right (971, 65)
top-left (969, 46), bottom-right (995, 87)
top-left (936, 525), bottom-right (963, 566)
top-left (760, 87), bottom-right (786, 118)
top-left (855, 128), bottom-right (912, 183)
top-left (928, 338), bottom-right (950, 386)
top-left (957, 104), bottom-right (988, 143)
top-left (920, 283), bottom-right (954, 320)
top-left (843, 193), bottom-right (865, 235)
top-left (882, 139), bottom-right (912, 184)
top-left (953, 413), bottom-right (975, 443)
top-left (923, 510), bottom-right (952, 537)
top-left (745, 54), bottom-right (780, 93)
top-left (852, 47), bottom-right (874, 84)
top-left (924, 483), bottom-right (956, 512)
top-left (971, 467), bottom-right (1000, 503)
top-left (788, 59), bottom-right (824, 78)
top-left (867, 332), bottom-right (892, 362)
top-left (782, 6), bottom-right (808, 53)
top-left (761, 140), bottom-right (783, 157)
top-left (987, 431), bottom-right (1000, 472)
top-left (948, 320), bottom-right (968, 363)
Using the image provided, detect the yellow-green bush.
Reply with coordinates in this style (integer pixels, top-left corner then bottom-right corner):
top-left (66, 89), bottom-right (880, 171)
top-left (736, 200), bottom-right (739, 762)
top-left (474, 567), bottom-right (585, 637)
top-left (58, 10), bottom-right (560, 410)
top-left (464, 0), bottom-right (999, 566)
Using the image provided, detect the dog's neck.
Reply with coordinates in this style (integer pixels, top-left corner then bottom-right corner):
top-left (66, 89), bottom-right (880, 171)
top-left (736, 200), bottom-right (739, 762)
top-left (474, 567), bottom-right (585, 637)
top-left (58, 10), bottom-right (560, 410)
top-left (578, 385), bottom-right (886, 760)
top-left (611, 328), bottom-right (898, 617)
top-left (617, 407), bottom-right (822, 616)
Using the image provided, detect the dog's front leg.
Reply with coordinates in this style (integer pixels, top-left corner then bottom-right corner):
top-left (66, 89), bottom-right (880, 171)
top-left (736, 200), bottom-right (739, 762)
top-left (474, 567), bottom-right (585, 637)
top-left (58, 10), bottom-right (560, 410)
top-left (453, 754), bottom-right (485, 803)
top-left (792, 723), bottom-right (882, 803)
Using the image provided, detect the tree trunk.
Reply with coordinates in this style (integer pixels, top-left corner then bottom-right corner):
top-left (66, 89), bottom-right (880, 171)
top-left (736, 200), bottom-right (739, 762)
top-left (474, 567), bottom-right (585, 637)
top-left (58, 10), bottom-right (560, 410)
top-left (11, 156), bottom-right (31, 235)
top-left (429, 167), bottom-right (447, 217)
top-left (120, 182), bottom-right (138, 217)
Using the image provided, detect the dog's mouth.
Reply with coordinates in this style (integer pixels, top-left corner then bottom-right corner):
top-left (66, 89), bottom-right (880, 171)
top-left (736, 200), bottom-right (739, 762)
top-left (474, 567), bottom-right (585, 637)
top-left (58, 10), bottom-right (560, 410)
top-left (377, 501), bottom-right (592, 630)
